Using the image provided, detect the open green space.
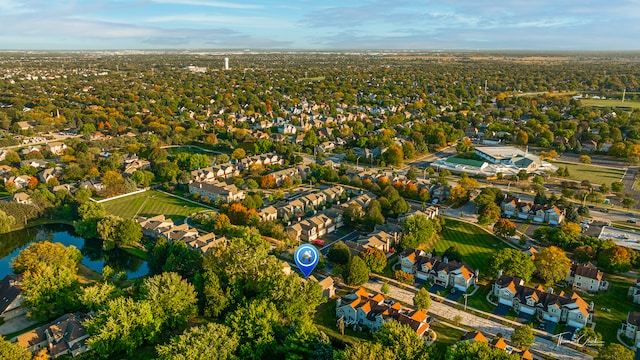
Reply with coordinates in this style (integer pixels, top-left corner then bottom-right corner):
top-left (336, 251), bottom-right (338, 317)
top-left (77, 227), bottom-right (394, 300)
top-left (101, 190), bottom-right (209, 222)
top-left (581, 275), bottom-right (640, 345)
top-left (461, 285), bottom-right (495, 313)
top-left (434, 219), bottom-right (508, 275)
top-left (579, 98), bottom-right (640, 110)
top-left (552, 161), bottom-right (626, 185)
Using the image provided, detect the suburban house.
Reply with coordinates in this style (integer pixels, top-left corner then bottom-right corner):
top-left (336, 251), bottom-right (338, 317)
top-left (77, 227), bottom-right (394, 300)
top-left (287, 213), bottom-right (337, 243)
top-left (501, 196), bottom-right (565, 225)
top-left (46, 141), bottom-right (67, 155)
top-left (348, 230), bottom-right (398, 253)
top-left (309, 275), bottom-right (336, 298)
top-left (620, 312), bottom-right (640, 347)
top-left (627, 280), bottom-right (640, 304)
top-left (258, 206), bottom-right (278, 222)
top-left (398, 206), bottom-right (439, 222)
top-left (459, 331), bottom-right (533, 360)
top-left (39, 167), bottom-right (63, 184)
top-left (0, 274), bottom-right (25, 320)
top-left (399, 248), bottom-right (477, 292)
top-left (188, 181), bottom-right (245, 203)
top-left (191, 164), bottom-right (239, 181)
top-left (566, 262), bottom-right (608, 293)
top-left (11, 192), bottom-right (32, 205)
top-left (335, 287), bottom-right (429, 337)
top-left (136, 215), bottom-right (224, 254)
top-left (236, 152), bottom-right (283, 171)
top-left (123, 159), bottom-right (151, 175)
top-left (492, 274), bottom-right (593, 329)
top-left (15, 312), bottom-right (92, 358)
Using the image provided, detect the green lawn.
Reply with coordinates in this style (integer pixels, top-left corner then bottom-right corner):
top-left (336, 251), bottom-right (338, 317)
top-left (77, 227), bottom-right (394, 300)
top-left (435, 219), bottom-right (508, 276)
top-left (552, 161), bottom-right (626, 185)
top-left (579, 98), bottom-right (640, 110)
top-left (581, 275), bottom-right (640, 345)
top-left (461, 285), bottom-right (495, 313)
top-left (101, 190), bottom-right (209, 222)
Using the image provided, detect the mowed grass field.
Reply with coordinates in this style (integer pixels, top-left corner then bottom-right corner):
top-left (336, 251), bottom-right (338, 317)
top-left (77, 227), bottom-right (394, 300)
top-left (552, 161), bottom-right (626, 185)
top-left (579, 98), bottom-right (640, 110)
top-left (434, 219), bottom-right (508, 275)
top-left (101, 190), bottom-right (209, 221)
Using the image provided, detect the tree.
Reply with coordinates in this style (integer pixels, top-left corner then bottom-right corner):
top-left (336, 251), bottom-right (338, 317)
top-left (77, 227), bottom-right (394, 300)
top-left (339, 342), bottom-right (395, 360)
top-left (343, 256), bottom-right (369, 286)
top-left (401, 214), bottom-right (438, 249)
top-left (413, 288), bottom-right (431, 311)
top-left (22, 263), bottom-right (80, 320)
top-left (231, 148), bottom-right (246, 160)
top-left (534, 246), bottom-right (571, 285)
top-left (102, 170), bottom-right (124, 186)
top-left (561, 222), bottom-right (583, 239)
top-left (489, 248), bottom-right (536, 281)
top-left (511, 324), bottom-right (534, 348)
top-left (140, 272), bottom-right (198, 330)
top-left (515, 130), bottom-right (528, 145)
top-left (623, 197), bottom-right (637, 209)
top-left (327, 242), bottom-right (351, 266)
top-left (194, 270), bottom-right (230, 318)
top-left (579, 155), bottom-right (592, 164)
top-left (494, 218), bottom-right (516, 237)
top-left (442, 246), bottom-right (462, 263)
top-left (381, 282), bottom-right (390, 295)
top-left (12, 241), bottom-right (81, 274)
top-left (342, 203), bottom-right (363, 226)
top-left (156, 323), bottom-right (239, 360)
top-left (116, 218), bottom-right (143, 247)
top-left (85, 297), bottom-right (160, 357)
top-left (446, 341), bottom-right (520, 360)
top-left (575, 326), bottom-right (601, 345)
top-left (363, 199), bottom-right (385, 230)
top-left (394, 270), bottom-right (414, 285)
top-left (598, 246), bottom-right (632, 272)
top-left (373, 320), bottom-right (428, 360)
top-left (406, 167), bottom-right (418, 181)
top-left (226, 299), bottom-right (282, 360)
top-left (449, 185), bottom-right (469, 205)
top-left (402, 142), bottom-right (416, 160)
top-left (303, 130), bottom-right (319, 147)
top-left (0, 335), bottom-right (32, 360)
top-left (79, 282), bottom-right (119, 311)
top-left (359, 248), bottom-right (387, 273)
top-left (611, 181), bottom-right (624, 193)
top-left (0, 210), bottom-right (15, 233)
top-left (595, 343), bottom-right (635, 360)
top-left (384, 145), bottom-right (404, 166)
top-left (260, 174), bottom-right (276, 189)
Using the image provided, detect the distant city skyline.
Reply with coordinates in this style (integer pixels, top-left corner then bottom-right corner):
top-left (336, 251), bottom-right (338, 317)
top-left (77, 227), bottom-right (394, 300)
top-left (0, 0), bottom-right (638, 50)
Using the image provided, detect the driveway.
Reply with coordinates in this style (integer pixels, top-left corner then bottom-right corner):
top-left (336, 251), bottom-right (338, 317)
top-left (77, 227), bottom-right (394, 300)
top-left (446, 289), bottom-right (464, 301)
top-left (515, 312), bottom-right (533, 324)
top-left (0, 314), bottom-right (39, 336)
top-left (428, 284), bottom-right (446, 295)
top-left (493, 303), bottom-right (511, 317)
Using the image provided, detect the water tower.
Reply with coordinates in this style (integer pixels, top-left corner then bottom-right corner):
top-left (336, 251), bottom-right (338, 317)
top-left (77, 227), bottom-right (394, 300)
top-left (224, 57), bottom-right (229, 70)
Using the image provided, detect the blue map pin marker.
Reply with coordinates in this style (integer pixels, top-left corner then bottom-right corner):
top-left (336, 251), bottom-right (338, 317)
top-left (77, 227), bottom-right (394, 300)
top-left (294, 244), bottom-right (319, 278)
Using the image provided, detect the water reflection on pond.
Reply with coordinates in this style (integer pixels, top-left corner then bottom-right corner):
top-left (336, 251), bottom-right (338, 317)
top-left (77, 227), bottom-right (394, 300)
top-left (0, 224), bottom-right (148, 278)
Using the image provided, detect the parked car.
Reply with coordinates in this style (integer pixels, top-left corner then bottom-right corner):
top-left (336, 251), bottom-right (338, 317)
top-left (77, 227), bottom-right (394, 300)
top-left (312, 239), bottom-right (325, 246)
top-left (627, 219), bottom-right (637, 224)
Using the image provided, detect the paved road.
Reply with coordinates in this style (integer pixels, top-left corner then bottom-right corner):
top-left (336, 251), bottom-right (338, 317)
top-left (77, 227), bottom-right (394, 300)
top-left (364, 281), bottom-right (592, 360)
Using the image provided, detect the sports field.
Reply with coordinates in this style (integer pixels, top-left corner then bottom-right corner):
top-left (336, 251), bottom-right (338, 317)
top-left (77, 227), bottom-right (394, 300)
top-left (552, 161), bottom-right (626, 185)
top-left (101, 190), bottom-right (209, 221)
top-left (579, 98), bottom-right (640, 110)
top-left (435, 219), bottom-right (507, 274)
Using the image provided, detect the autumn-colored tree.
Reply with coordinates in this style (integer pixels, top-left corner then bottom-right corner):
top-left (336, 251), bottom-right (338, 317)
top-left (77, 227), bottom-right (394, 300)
top-left (561, 222), bottom-right (582, 239)
top-left (260, 174), bottom-right (276, 189)
top-left (515, 130), bottom-right (529, 145)
top-left (213, 214), bottom-right (231, 233)
top-left (494, 218), bottom-right (516, 237)
top-left (384, 145), bottom-right (404, 166)
top-left (27, 176), bottom-right (39, 190)
top-left (405, 182), bottom-right (418, 198)
top-left (394, 270), bottom-right (414, 285)
top-left (449, 185), bottom-right (469, 205)
top-left (598, 246), bottom-right (632, 273)
top-left (534, 246), bottom-right (571, 285)
top-left (204, 133), bottom-right (218, 145)
top-left (228, 203), bottom-right (249, 225)
top-left (579, 155), bottom-right (592, 164)
top-left (377, 176), bottom-right (390, 188)
top-left (88, 167), bottom-right (100, 179)
top-left (102, 171), bottom-right (124, 186)
top-left (231, 148), bottom-right (246, 160)
top-left (359, 248), bottom-right (387, 273)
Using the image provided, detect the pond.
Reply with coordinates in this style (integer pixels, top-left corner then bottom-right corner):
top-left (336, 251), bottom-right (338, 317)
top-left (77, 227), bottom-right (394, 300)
top-left (0, 224), bottom-right (148, 279)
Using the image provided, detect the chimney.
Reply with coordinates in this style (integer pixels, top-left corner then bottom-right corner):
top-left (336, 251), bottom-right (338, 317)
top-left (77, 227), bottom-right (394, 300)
top-left (498, 269), bottom-right (503, 278)
top-left (548, 287), bottom-right (554, 294)
top-left (336, 298), bottom-right (342, 307)
top-left (443, 256), bottom-right (449, 264)
top-left (589, 301), bottom-right (594, 312)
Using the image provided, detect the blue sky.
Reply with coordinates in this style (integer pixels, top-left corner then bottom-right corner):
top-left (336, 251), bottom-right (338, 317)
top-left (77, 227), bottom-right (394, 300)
top-left (0, 0), bottom-right (638, 50)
